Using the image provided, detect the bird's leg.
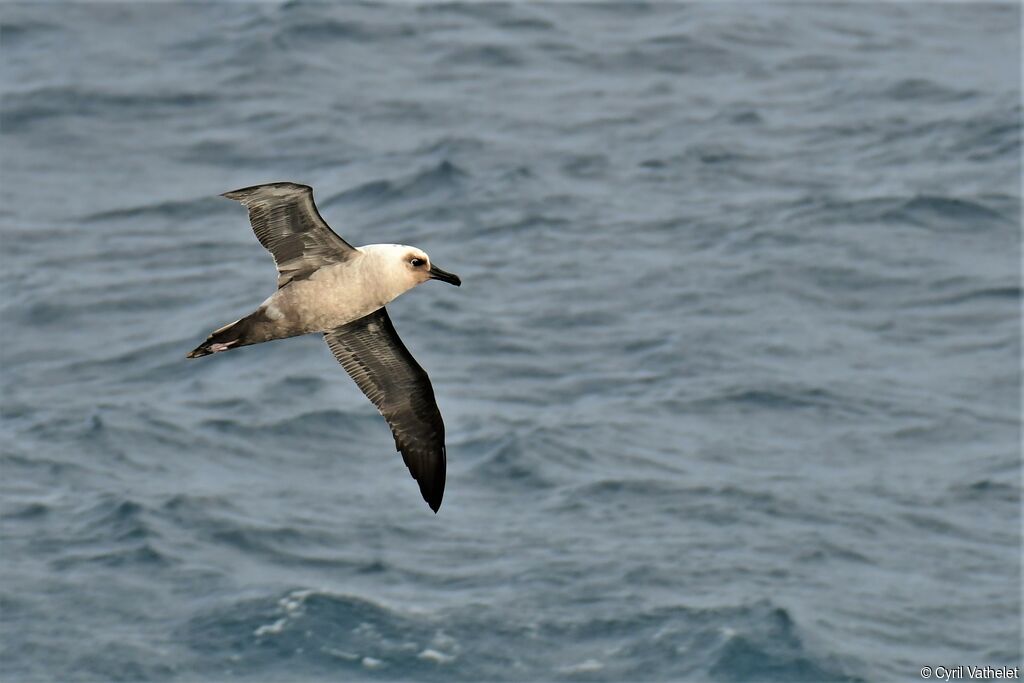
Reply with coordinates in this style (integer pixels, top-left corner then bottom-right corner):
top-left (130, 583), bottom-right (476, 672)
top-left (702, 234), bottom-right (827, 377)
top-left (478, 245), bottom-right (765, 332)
top-left (208, 341), bottom-right (239, 353)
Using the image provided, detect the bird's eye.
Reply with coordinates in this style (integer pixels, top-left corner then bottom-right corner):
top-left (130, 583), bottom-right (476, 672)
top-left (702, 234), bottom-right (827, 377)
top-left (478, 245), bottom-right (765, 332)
top-left (410, 258), bottom-right (425, 267)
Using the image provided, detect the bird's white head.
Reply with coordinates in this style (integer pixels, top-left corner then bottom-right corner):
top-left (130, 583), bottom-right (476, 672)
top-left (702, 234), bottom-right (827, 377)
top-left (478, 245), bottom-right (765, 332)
top-left (360, 243), bottom-right (462, 302)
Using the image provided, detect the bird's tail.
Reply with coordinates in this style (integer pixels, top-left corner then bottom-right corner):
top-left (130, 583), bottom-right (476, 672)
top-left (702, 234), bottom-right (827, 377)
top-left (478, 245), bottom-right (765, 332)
top-left (187, 315), bottom-right (259, 359)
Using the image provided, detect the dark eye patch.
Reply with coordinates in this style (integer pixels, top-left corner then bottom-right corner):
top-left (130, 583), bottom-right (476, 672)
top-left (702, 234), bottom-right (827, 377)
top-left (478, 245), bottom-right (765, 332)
top-left (410, 258), bottom-right (425, 267)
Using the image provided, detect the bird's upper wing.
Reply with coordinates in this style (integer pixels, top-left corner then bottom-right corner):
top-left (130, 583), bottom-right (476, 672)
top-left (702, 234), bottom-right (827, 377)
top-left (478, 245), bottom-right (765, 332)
top-left (324, 307), bottom-right (447, 512)
top-left (221, 182), bottom-right (358, 288)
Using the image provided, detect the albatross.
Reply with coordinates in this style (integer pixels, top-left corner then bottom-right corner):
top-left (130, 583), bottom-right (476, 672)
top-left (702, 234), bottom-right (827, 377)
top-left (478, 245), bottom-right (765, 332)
top-left (186, 182), bottom-right (461, 512)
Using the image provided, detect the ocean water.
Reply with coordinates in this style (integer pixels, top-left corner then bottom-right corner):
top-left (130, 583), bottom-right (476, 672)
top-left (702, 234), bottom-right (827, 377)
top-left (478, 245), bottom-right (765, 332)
top-left (1, 3), bottom-right (1020, 681)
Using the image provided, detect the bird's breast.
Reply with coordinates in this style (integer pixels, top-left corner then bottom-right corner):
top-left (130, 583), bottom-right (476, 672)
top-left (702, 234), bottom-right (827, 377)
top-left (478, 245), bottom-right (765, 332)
top-left (273, 263), bottom-right (389, 333)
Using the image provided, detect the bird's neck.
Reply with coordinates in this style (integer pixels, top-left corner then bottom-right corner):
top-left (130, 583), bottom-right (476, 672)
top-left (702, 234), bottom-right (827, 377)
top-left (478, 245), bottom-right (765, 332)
top-left (357, 245), bottom-right (417, 305)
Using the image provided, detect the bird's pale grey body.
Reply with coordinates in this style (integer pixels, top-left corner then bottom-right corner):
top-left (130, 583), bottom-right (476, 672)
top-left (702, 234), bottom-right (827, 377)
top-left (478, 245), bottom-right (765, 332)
top-left (187, 182), bottom-right (461, 512)
top-left (243, 245), bottom-right (438, 344)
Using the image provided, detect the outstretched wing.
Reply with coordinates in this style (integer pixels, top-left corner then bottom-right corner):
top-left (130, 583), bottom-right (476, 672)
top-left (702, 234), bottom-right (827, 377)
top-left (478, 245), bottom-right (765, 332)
top-left (222, 182), bottom-right (358, 288)
top-left (324, 307), bottom-right (447, 512)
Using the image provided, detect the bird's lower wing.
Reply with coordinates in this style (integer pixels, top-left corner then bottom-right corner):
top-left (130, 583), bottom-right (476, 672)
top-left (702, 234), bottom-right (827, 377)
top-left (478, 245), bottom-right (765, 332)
top-left (324, 307), bottom-right (447, 512)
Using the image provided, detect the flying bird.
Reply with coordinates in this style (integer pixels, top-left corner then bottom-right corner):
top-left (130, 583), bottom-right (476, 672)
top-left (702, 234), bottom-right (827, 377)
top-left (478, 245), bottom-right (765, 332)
top-left (187, 182), bottom-right (461, 512)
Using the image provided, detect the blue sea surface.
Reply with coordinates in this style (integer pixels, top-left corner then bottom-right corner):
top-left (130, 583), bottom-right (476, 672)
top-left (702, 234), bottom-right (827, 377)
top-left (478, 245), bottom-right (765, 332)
top-left (1, 3), bottom-right (1021, 681)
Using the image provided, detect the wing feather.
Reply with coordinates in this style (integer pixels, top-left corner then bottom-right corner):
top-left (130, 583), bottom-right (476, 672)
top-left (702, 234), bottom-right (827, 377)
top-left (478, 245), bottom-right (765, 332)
top-left (324, 308), bottom-right (447, 512)
top-left (222, 182), bottom-right (357, 287)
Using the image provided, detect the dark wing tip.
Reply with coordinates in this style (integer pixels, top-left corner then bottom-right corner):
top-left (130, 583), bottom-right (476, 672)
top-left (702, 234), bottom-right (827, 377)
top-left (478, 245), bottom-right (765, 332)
top-left (413, 457), bottom-right (445, 513)
top-left (422, 479), bottom-right (444, 513)
top-left (221, 182), bottom-right (313, 201)
top-left (400, 443), bottom-right (446, 513)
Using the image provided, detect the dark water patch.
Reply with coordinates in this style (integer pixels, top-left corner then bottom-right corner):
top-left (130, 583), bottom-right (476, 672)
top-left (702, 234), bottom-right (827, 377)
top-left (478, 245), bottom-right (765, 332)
top-left (186, 395), bottom-right (260, 416)
top-left (199, 408), bottom-right (371, 442)
top-left (897, 511), bottom-right (974, 539)
top-left (108, 239), bottom-right (247, 273)
top-left (908, 285), bottom-right (1021, 308)
top-left (159, 498), bottom-right (363, 568)
top-left (717, 106), bottom-right (764, 126)
top-left (0, 19), bottom-right (62, 41)
top-left (414, 135), bottom-right (488, 159)
top-left (532, 601), bottom-right (862, 682)
top-left (688, 143), bottom-right (760, 166)
top-left (52, 339), bottom-right (199, 385)
top-left (780, 195), bottom-right (885, 226)
top-left (438, 43), bottom-right (526, 68)
top-left (415, 1), bottom-right (554, 31)
top-left (73, 497), bottom-right (153, 544)
top-left (566, 477), bottom-right (685, 500)
top-left (956, 114), bottom-right (1022, 161)
top-left (51, 541), bottom-right (171, 570)
top-left (464, 428), bottom-right (596, 493)
top-left (0, 397), bottom-right (35, 422)
top-left (207, 526), bottom-right (347, 567)
top-left (267, 375), bottom-right (329, 398)
top-left (541, 305), bottom-right (620, 330)
top-left (553, 479), bottom-right (820, 529)
top-left (777, 53), bottom-right (849, 72)
top-left (553, 478), bottom-right (689, 517)
top-left (63, 641), bottom-right (182, 683)
top-left (159, 494), bottom-right (248, 534)
top-left (357, 98), bottom-right (442, 126)
top-left (326, 160), bottom-right (468, 208)
top-left (175, 134), bottom-right (355, 169)
top-left (879, 78), bottom-right (978, 103)
top-left (639, 158), bottom-right (669, 169)
top-left (3, 501), bottom-right (50, 520)
top-left (253, 407), bottom-right (377, 440)
top-left (557, 32), bottom-right (753, 76)
top-left (862, 110), bottom-right (1023, 160)
top-left (711, 619), bottom-right (861, 683)
top-left (386, 159), bottom-right (468, 193)
top-left (326, 178), bottom-right (395, 205)
top-left (561, 153), bottom-right (608, 180)
top-left (80, 196), bottom-right (224, 224)
top-left (183, 589), bottom-right (449, 678)
top-left (0, 86), bottom-right (218, 132)
top-left (471, 213), bottom-right (571, 239)
top-left (640, 143), bottom-right (761, 173)
top-left (881, 195), bottom-right (1011, 230)
top-left (494, 13), bottom-right (556, 32)
top-left (797, 539), bottom-right (873, 566)
top-left (785, 194), bottom-right (1012, 232)
top-left (688, 385), bottom-right (856, 415)
top-left (0, 19), bottom-right (68, 61)
top-left (274, 18), bottom-right (416, 47)
top-left (16, 299), bottom-right (93, 328)
top-left (710, 631), bottom-right (860, 683)
top-left (0, 452), bottom-right (95, 486)
top-left (797, 263), bottom-right (915, 304)
top-left (465, 434), bottom-right (559, 492)
top-left (16, 294), bottom-right (199, 332)
top-left (160, 493), bottom-right (239, 518)
top-left (947, 479), bottom-right (1021, 505)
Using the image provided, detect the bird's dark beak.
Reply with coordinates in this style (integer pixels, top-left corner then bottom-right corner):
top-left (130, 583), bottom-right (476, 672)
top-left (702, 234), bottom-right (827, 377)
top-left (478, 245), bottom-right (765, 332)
top-left (428, 265), bottom-right (461, 287)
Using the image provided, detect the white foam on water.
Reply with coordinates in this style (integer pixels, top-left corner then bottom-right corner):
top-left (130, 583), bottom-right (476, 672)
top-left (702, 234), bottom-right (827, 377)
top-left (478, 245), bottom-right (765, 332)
top-left (253, 618), bottom-right (286, 637)
top-left (418, 648), bottom-right (455, 664)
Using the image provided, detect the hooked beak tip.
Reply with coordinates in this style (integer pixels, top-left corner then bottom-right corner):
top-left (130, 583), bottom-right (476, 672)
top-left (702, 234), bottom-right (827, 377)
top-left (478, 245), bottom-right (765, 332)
top-left (429, 266), bottom-right (461, 287)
